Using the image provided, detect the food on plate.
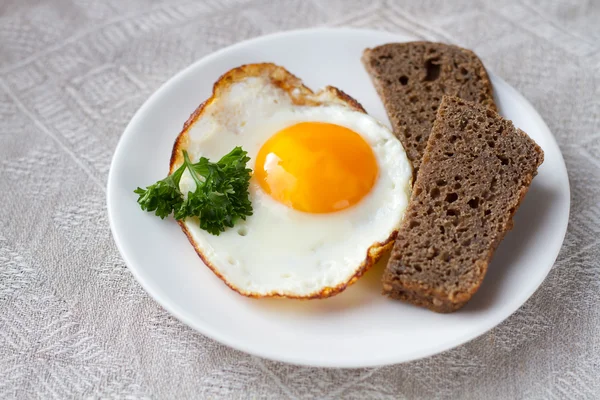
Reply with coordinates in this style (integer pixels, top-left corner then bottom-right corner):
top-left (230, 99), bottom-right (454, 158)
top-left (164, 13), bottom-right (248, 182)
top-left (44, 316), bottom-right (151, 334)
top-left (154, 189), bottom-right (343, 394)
top-left (362, 42), bottom-right (496, 175)
top-left (382, 96), bottom-right (544, 312)
top-left (134, 147), bottom-right (253, 235)
top-left (134, 39), bottom-right (543, 309)
top-left (165, 63), bottom-right (412, 298)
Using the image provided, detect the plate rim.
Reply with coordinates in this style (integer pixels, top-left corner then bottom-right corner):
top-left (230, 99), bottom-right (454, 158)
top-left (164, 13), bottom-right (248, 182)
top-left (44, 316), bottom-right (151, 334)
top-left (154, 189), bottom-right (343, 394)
top-left (107, 27), bottom-right (571, 368)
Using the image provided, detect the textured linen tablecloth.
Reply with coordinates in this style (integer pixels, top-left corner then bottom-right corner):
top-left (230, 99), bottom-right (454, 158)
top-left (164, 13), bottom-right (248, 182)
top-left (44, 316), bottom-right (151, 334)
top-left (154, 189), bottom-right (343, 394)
top-left (0, 0), bottom-right (599, 398)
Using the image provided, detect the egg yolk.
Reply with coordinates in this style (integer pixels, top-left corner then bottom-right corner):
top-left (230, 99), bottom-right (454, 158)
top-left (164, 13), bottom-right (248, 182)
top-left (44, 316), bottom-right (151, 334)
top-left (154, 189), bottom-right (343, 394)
top-left (254, 122), bottom-right (379, 213)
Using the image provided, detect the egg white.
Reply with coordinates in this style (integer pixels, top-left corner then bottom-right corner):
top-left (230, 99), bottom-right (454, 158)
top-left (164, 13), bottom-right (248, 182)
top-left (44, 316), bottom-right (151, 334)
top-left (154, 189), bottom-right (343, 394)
top-left (178, 76), bottom-right (412, 297)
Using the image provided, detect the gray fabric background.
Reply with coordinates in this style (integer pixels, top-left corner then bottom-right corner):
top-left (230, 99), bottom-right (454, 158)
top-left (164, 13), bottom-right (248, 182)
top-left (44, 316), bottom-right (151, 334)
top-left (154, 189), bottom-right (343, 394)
top-left (1, 0), bottom-right (599, 398)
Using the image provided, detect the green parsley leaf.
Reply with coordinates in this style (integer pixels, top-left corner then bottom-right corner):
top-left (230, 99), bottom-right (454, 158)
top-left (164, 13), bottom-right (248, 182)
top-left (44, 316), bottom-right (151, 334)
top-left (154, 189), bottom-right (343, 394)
top-left (134, 147), bottom-right (253, 235)
top-left (134, 163), bottom-right (186, 219)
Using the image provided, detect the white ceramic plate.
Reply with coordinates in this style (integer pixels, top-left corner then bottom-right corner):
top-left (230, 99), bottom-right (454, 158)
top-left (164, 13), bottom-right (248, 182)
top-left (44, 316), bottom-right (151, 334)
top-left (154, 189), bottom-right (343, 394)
top-left (107, 28), bottom-right (570, 368)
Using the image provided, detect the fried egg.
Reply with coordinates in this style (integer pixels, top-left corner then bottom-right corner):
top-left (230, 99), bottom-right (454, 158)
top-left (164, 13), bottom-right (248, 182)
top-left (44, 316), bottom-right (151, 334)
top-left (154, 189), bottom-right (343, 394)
top-left (170, 63), bottom-right (412, 298)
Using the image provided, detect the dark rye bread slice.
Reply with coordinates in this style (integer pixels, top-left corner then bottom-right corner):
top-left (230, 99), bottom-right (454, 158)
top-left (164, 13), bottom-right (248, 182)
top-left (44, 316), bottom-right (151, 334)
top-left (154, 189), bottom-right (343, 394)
top-left (362, 42), bottom-right (496, 175)
top-left (383, 96), bottom-right (543, 313)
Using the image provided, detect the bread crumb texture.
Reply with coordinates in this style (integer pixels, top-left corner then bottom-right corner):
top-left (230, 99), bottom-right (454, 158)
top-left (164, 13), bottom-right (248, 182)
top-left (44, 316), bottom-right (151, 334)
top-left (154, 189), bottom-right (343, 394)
top-left (383, 96), bottom-right (543, 313)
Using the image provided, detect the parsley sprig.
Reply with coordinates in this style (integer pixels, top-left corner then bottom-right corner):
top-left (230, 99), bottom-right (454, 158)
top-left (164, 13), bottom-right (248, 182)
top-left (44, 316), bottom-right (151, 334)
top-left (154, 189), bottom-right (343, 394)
top-left (134, 147), bottom-right (253, 235)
